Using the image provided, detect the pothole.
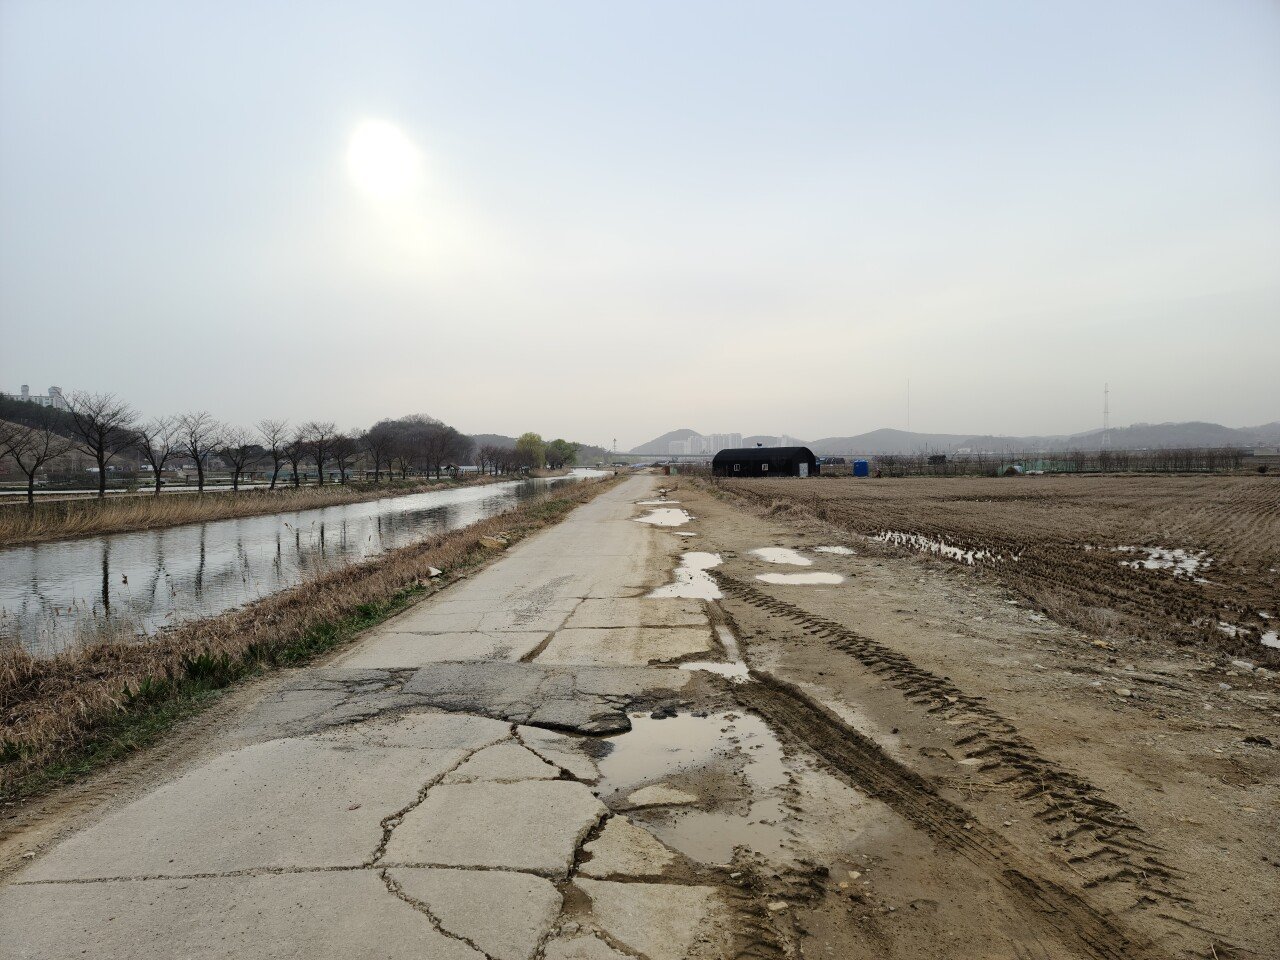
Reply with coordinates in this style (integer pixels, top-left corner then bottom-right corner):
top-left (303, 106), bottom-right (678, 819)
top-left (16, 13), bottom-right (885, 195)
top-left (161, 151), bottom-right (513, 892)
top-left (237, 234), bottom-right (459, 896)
top-left (593, 710), bottom-right (790, 866)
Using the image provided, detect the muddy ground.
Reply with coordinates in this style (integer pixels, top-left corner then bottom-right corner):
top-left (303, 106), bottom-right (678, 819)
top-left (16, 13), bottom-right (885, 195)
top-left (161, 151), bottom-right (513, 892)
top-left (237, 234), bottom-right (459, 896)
top-left (681, 477), bottom-right (1278, 959)
top-left (2, 475), bottom-right (1275, 960)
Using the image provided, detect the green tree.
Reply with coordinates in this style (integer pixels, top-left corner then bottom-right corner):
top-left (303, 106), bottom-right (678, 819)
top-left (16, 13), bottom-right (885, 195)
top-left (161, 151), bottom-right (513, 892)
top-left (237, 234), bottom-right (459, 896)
top-left (515, 432), bottom-right (546, 469)
top-left (545, 438), bottom-right (578, 469)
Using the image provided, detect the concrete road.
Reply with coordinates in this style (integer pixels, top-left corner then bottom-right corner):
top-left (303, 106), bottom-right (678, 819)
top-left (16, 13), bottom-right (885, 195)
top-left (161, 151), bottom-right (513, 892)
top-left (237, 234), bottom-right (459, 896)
top-left (1, 476), bottom-right (740, 960)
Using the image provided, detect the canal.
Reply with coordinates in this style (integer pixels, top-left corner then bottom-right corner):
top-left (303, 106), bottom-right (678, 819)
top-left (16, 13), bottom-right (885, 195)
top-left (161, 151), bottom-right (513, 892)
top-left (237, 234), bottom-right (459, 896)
top-left (0, 472), bottom-right (604, 656)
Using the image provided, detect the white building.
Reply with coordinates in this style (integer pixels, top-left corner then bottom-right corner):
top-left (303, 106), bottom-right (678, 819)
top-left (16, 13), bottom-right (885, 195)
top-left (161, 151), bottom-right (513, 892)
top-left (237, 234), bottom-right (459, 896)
top-left (3, 385), bottom-right (69, 410)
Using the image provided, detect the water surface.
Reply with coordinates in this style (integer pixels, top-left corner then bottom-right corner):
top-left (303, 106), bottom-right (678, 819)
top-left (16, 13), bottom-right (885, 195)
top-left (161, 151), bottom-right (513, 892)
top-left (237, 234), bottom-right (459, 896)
top-left (1, 472), bottom-right (602, 656)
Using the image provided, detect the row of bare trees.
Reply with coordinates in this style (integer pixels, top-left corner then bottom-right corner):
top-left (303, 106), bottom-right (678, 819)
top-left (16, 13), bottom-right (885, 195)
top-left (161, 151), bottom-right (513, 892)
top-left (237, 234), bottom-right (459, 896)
top-left (0, 392), bottom-right (499, 503)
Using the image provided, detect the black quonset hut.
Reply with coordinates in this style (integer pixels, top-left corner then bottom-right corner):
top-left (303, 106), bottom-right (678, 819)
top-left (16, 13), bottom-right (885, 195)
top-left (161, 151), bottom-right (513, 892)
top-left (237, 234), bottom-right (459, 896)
top-left (712, 446), bottom-right (819, 478)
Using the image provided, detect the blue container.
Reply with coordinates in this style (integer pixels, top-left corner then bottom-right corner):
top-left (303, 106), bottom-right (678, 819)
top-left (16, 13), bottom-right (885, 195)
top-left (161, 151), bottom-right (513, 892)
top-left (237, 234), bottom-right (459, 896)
top-left (853, 459), bottom-right (870, 477)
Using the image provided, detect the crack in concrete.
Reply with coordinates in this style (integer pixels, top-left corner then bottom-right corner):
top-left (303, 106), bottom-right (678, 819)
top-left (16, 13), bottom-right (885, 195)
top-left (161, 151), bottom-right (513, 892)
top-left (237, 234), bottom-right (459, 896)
top-left (380, 867), bottom-right (495, 960)
top-left (533, 807), bottom-right (612, 960)
top-left (368, 731), bottom-right (513, 867)
top-left (509, 725), bottom-right (582, 782)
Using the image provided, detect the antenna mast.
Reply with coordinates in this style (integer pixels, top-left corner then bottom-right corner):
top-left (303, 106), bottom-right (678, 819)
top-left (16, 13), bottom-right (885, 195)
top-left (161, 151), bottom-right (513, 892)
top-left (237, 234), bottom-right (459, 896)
top-left (1102, 383), bottom-right (1111, 449)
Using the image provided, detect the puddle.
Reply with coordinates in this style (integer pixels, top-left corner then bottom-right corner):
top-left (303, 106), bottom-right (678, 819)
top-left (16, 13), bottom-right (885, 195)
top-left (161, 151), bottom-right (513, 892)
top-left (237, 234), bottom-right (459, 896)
top-left (814, 546), bottom-right (855, 555)
top-left (1261, 631), bottom-right (1279, 649)
top-left (648, 552), bottom-right (722, 600)
top-left (595, 710), bottom-right (789, 865)
top-left (1114, 546), bottom-right (1211, 580)
top-left (674, 531), bottom-right (698, 537)
top-left (634, 508), bottom-right (693, 527)
top-left (756, 572), bottom-right (844, 585)
top-left (749, 547), bottom-right (812, 566)
top-left (874, 530), bottom-right (1000, 564)
top-left (636, 500), bottom-right (681, 505)
top-left (680, 625), bottom-right (751, 682)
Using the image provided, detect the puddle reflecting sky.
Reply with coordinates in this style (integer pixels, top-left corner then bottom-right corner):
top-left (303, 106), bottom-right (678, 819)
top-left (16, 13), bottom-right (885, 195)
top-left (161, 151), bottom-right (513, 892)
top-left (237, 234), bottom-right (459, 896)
top-left (596, 711), bottom-right (790, 865)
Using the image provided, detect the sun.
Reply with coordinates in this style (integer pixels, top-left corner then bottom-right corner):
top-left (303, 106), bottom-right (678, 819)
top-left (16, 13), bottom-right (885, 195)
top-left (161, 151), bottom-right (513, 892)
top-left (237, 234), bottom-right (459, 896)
top-left (346, 119), bottom-right (423, 200)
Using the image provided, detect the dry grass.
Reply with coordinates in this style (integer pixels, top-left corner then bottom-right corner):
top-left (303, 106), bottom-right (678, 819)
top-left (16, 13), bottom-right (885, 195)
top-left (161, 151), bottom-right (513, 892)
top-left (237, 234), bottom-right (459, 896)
top-left (0, 476), bottom-right (619, 797)
top-left (717, 474), bottom-right (1280, 665)
top-left (0, 475), bottom-right (507, 548)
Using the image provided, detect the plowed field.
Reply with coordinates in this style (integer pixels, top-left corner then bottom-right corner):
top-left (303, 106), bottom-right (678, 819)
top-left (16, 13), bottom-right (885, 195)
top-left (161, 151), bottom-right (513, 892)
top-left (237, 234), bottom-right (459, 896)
top-left (721, 474), bottom-right (1280, 664)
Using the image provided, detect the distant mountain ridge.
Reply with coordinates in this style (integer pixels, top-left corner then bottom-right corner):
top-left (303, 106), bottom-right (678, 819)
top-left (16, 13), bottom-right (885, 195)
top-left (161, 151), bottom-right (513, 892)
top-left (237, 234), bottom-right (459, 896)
top-left (630, 421), bottom-right (1280, 456)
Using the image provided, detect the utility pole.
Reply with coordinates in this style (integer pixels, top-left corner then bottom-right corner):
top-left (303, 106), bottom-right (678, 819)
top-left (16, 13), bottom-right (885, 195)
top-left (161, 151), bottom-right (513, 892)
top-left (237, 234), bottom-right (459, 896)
top-left (907, 378), bottom-right (911, 433)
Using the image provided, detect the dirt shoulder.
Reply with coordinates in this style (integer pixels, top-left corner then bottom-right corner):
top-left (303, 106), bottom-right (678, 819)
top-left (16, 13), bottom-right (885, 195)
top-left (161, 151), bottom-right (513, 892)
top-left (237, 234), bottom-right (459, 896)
top-left (678, 478), bottom-right (1278, 959)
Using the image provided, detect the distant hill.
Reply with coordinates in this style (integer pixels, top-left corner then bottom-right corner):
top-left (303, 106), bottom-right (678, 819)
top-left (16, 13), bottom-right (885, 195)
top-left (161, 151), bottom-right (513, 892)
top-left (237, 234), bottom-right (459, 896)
top-left (808, 421), bottom-right (1280, 454)
top-left (628, 428), bottom-right (701, 456)
top-left (632, 422), bottom-right (1280, 456)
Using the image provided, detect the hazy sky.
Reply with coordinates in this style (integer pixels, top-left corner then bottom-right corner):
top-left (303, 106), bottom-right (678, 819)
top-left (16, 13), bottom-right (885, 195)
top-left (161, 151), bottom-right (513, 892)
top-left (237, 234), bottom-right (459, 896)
top-left (2, 1), bottom-right (1277, 448)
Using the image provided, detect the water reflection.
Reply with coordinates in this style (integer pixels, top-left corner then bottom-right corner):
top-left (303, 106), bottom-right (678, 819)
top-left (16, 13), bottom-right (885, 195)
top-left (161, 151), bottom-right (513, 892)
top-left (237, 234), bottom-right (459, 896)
top-left (0, 474), bottom-right (598, 656)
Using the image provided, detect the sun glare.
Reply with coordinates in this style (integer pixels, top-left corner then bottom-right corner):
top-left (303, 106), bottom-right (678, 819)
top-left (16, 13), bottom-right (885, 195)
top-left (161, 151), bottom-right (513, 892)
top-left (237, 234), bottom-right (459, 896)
top-left (346, 119), bottom-right (423, 200)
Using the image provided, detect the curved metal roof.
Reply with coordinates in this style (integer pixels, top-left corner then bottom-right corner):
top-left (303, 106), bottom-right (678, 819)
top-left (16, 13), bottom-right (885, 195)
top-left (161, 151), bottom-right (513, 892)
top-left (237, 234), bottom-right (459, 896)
top-left (711, 446), bottom-right (815, 462)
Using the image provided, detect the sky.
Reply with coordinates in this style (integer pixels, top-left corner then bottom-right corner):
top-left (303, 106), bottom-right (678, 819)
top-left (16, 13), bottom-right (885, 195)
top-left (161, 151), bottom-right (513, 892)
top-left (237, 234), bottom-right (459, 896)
top-left (1, 1), bottom-right (1277, 449)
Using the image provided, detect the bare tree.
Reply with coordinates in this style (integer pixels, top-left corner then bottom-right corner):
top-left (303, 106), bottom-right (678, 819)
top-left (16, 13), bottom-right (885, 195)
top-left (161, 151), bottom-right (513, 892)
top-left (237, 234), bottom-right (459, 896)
top-left (218, 427), bottom-right (263, 491)
top-left (257, 418), bottom-right (289, 489)
top-left (0, 418), bottom-right (72, 504)
top-left (302, 421), bottom-right (337, 485)
top-left (134, 416), bottom-right (179, 495)
top-left (361, 421), bottom-right (398, 483)
top-left (66, 392), bottom-right (137, 497)
top-left (178, 411), bottom-right (222, 492)
top-left (331, 432), bottom-right (362, 483)
top-left (284, 427), bottom-right (308, 487)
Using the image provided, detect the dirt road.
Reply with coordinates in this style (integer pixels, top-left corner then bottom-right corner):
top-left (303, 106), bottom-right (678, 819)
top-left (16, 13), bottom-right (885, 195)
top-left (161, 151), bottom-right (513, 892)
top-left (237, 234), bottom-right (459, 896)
top-left (3, 475), bottom-right (1272, 958)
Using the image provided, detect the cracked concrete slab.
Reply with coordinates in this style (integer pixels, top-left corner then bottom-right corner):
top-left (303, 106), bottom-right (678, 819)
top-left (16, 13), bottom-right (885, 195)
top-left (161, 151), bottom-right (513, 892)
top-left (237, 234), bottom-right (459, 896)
top-left (580, 815), bottom-right (677, 878)
top-left (562, 598), bottom-right (706, 629)
top-left (400, 662), bottom-right (687, 734)
top-left (574, 878), bottom-right (720, 960)
top-left (334, 710), bottom-right (513, 751)
top-left (443, 741), bottom-right (560, 782)
top-left (5, 477), bottom-right (741, 959)
top-left (385, 780), bottom-right (606, 878)
top-left (478, 609), bottom-right (576, 632)
top-left (391, 867), bottom-right (562, 960)
top-left (1, 871), bottom-right (482, 960)
top-left (533, 627), bottom-right (712, 667)
top-left (516, 725), bottom-right (601, 782)
top-left (23, 737), bottom-right (469, 881)
top-left (339, 630), bottom-right (550, 668)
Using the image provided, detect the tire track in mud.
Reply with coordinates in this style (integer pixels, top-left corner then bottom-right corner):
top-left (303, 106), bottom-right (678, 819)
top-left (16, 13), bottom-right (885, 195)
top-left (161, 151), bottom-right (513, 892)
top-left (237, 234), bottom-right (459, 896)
top-left (712, 571), bottom-right (1188, 912)
top-left (735, 669), bottom-right (1167, 960)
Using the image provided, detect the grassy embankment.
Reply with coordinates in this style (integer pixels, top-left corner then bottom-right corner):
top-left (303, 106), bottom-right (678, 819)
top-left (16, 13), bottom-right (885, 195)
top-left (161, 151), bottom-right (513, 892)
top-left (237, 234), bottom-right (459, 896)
top-left (0, 474), bottom-right (515, 548)
top-left (0, 475), bottom-right (621, 800)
